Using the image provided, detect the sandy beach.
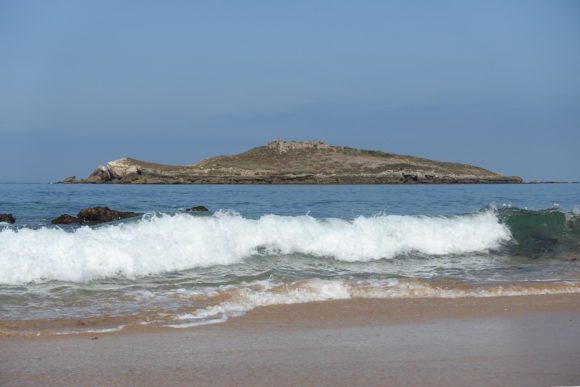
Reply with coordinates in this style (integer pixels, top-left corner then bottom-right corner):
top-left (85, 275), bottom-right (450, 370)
top-left (3, 0), bottom-right (580, 386)
top-left (2, 294), bottom-right (580, 387)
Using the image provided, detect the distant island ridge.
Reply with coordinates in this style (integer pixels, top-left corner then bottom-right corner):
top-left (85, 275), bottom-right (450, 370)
top-left (63, 140), bottom-right (523, 184)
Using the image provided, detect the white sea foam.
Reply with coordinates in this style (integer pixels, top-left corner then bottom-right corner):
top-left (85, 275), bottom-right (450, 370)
top-left (166, 278), bottom-right (580, 328)
top-left (0, 211), bottom-right (511, 284)
top-left (53, 325), bottom-right (127, 335)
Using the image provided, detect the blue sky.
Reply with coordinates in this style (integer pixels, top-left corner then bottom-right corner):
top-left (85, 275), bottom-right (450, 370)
top-left (1, 0), bottom-right (579, 182)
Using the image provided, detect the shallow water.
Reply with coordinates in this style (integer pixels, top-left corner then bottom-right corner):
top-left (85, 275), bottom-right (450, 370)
top-left (1, 183), bottom-right (579, 334)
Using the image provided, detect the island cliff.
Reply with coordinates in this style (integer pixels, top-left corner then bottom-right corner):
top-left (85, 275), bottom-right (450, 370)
top-left (64, 140), bottom-right (523, 184)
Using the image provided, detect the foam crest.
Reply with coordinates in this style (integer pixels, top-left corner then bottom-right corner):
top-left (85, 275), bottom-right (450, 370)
top-left (0, 211), bottom-right (511, 284)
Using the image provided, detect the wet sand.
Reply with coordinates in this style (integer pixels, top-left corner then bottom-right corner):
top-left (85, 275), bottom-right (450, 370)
top-left (1, 294), bottom-right (580, 386)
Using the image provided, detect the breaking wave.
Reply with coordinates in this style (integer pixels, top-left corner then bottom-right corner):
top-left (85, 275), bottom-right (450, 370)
top-left (0, 210), bottom-right (511, 284)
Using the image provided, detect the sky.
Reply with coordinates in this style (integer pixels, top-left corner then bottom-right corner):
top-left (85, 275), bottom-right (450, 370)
top-left (1, 0), bottom-right (579, 182)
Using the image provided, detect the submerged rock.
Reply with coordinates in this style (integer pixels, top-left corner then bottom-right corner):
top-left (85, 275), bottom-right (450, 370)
top-left (0, 214), bottom-right (16, 224)
top-left (187, 205), bottom-right (209, 212)
top-left (51, 214), bottom-right (79, 225)
top-left (51, 207), bottom-right (140, 225)
top-left (77, 207), bottom-right (139, 224)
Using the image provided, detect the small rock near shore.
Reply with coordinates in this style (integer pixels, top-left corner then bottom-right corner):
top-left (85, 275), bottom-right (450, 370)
top-left (187, 205), bottom-right (209, 212)
top-left (0, 214), bottom-right (16, 224)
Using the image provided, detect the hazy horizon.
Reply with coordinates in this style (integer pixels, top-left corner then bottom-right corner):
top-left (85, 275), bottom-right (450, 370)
top-left (1, 0), bottom-right (579, 182)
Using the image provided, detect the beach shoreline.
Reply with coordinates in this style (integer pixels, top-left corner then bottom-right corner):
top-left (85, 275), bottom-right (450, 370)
top-left (2, 294), bottom-right (580, 386)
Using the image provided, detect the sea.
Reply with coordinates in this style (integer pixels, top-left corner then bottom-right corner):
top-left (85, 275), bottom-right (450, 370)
top-left (1, 183), bottom-right (579, 335)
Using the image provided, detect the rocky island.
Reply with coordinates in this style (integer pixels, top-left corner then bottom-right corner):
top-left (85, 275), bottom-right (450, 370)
top-left (63, 140), bottom-right (522, 184)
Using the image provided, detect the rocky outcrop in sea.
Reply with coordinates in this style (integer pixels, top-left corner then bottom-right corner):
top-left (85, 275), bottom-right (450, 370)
top-left (63, 140), bottom-right (523, 185)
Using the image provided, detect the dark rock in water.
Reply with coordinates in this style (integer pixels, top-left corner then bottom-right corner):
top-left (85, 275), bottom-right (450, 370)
top-left (62, 176), bottom-right (78, 184)
top-left (51, 214), bottom-right (79, 225)
top-left (77, 207), bottom-right (139, 224)
top-left (187, 205), bottom-right (209, 212)
top-left (51, 207), bottom-right (139, 225)
top-left (0, 214), bottom-right (16, 224)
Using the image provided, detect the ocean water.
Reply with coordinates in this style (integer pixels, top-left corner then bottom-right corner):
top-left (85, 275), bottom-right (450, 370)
top-left (1, 183), bottom-right (579, 335)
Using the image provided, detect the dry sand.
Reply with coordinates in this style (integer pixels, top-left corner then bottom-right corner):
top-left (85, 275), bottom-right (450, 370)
top-left (1, 294), bottom-right (580, 386)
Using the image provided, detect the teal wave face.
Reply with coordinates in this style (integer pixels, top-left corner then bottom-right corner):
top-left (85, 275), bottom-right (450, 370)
top-left (498, 208), bottom-right (580, 259)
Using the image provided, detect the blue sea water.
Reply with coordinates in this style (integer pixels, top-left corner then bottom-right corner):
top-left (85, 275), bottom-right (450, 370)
top-left (1, 183), bottom-right (579, 225)
top-left (0, 183), bottom-right (579, 334)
